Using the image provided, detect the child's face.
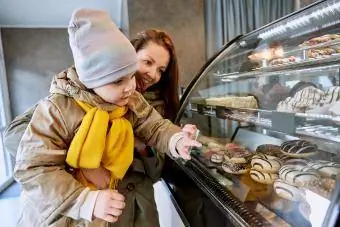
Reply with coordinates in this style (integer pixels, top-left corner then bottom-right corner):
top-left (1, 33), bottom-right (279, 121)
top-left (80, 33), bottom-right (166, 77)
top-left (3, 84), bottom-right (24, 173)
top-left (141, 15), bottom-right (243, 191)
top-left (93, 74), bottom-right (136, 106)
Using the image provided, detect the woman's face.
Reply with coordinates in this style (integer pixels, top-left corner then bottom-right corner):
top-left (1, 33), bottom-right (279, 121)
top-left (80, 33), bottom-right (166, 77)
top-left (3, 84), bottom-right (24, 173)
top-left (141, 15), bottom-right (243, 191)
top-left (135, 42), bottom-right (170, 92)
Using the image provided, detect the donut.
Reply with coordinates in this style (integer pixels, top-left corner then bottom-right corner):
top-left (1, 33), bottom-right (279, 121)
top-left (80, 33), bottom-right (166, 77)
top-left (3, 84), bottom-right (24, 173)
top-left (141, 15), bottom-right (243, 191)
top-left (250, 169), bottom-right (278, 184)
top-left (222, 162), bottom-right (249, 174)
top-left (273, 179), bottom-right (305, 201)
top-left (307, 160), bottom-right (340, 178)
top-left (280, 140), bottom-right (318, 157)
top-left (251, 156), bottom-right (282, 173)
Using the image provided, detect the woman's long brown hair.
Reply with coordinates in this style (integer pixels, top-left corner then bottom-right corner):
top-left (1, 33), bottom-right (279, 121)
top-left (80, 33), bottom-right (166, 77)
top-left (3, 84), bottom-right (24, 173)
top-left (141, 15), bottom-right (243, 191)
top-left (130, 29), bottom-right (180, 122)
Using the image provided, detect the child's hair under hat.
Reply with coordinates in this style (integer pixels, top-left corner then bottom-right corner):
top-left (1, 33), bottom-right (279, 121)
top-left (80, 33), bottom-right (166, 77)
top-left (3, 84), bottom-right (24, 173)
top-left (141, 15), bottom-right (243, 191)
top-left (68, 8), bottom-right (138, 89)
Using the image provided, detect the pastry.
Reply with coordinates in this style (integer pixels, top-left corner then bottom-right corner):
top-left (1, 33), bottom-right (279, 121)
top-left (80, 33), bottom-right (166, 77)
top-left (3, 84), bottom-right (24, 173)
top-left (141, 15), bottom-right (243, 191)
top-left (279, 165), bottom-right (319, 187)
top-left (277, 86), bottom-right (324, 113)
top-left (307, 160), bottom-right (340, 178)
top-left (255, 144), bottom-right (283, 157)
top-left (205, 96), bottom-right (258, 109)
top-left (221, 161), bottom-right (249, 174)
top-left (300, 34), bottom-right (340, 46)
top-left (211, 152), bottom-right (224, 163)
top-left (270, 56), bottom-right (296, 65)
top-left (250, 169), bottom-right (278, 184)
top-left (320, 86), bottom-right (340, 105)
top-left (224, 143), bottom-right (251, 163)
top-left (307, 47), bottom-right (336, 58)
top-left (273, 179), bottom-right (305, 201)
top-left (280, 140), bottom-right (318, 157)
top-left (251, 155), bottom-right (282, 173)
top-left (284, 158), bottom-right (308, 166)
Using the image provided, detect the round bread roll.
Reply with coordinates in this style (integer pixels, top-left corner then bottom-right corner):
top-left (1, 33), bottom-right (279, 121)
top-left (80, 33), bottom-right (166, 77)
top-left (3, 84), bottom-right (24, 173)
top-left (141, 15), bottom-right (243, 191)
top-left (307, 160), bottom-right (340, 178)
top-left (221, 162), bottom-right (249, 174)
top-left (251, 156), bottom-right (282, 173)
top-left (280, 140), bottom-right (318, 157)
top-left (250, 169), bottom-right (278, 184)
top-left (274, 179), bottom-right (305, 201)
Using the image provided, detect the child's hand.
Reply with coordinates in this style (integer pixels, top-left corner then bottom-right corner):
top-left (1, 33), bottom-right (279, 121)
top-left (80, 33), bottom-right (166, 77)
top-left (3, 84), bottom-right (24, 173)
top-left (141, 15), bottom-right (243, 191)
top-left (181, 124), bottom-right (198, 140)
top-left (93, 190), bottom-right (125, 223)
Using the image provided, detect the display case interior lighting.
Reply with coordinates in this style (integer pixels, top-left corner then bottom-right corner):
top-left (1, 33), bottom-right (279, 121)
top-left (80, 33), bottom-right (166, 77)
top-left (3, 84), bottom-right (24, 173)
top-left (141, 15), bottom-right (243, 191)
top-left (258, 1), bottom-right (340, 40)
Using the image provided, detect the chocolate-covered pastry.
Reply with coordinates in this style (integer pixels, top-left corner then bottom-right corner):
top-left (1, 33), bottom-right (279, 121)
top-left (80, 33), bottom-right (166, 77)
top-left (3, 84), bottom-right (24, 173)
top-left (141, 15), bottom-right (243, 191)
top-left (255, 144), bottom-right (283, 157)
top-left (222, 162), bottom-right (249, 174)
top-left (280, 140), bottom-right (318, 157)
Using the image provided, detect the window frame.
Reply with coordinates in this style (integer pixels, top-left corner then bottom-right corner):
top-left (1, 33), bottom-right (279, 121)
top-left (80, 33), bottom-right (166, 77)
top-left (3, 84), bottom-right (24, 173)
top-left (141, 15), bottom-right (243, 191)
top-left (0, 29), bottom-right (14, 193)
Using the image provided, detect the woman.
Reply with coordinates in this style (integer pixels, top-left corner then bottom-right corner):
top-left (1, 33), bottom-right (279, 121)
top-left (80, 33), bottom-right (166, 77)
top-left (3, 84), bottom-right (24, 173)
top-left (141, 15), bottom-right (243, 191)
top-left (129, 29), bottom-right (181, 182)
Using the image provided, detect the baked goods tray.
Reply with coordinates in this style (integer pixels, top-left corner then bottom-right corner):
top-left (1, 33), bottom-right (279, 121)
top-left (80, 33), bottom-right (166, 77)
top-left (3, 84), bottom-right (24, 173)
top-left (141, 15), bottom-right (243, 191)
top-left (218, 62), bottom-right (340, 82)
top-left (175, 155), bottom-right (270, 227)
top-left (183, 151), bottom-right (313, 227)
top-left (189, 106), bottom-right (340, 145)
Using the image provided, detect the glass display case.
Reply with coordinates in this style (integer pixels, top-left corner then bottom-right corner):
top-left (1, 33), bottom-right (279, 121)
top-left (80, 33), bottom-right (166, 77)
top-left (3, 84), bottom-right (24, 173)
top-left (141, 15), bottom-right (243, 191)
top-left (175, 1), bottom-right (340, 226)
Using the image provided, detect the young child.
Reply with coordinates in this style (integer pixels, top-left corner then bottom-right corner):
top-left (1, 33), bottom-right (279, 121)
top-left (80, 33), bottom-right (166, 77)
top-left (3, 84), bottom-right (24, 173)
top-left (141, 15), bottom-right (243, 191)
top-left (14, 9), bottom-right (200, 227)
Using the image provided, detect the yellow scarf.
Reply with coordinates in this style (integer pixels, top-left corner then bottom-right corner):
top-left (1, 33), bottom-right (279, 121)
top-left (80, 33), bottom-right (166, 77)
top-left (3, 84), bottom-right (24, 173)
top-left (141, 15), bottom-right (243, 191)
top-left (66, 100), bottom-right (134, 189)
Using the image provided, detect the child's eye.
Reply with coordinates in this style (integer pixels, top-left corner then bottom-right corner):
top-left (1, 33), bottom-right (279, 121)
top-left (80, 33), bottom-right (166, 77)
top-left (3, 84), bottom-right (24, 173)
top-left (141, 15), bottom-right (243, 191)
top-left (113, 79), bottom-right (123, 84)
top-left (144, 60), bottom-right (152, 65)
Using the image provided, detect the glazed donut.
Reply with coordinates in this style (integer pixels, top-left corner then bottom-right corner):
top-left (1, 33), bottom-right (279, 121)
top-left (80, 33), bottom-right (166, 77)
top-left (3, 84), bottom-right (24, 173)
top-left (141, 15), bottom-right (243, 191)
top-left (250, 169), bottom-right (278, 184)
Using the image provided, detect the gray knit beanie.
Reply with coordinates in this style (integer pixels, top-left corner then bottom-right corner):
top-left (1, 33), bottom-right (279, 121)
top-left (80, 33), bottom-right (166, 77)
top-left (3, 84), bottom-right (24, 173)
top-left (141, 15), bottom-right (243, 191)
top-left (68, 8), bottom-right (138, 89)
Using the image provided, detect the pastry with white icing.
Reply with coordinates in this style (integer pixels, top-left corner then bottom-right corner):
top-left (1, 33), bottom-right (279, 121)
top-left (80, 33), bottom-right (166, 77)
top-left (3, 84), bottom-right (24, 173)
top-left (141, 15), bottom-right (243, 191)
top-left (251, 155), bottom-right (282, 173)
top-left (277, 86), bottom-right (324, 113)
top-left (307, 160), bottom-right (340, 178)
top-left (280, 140), bottom-right (318, 157)
top-left (274, 179), bottom-right (305, 201)
top-left (279, 165), bottom-right (319, 187)
top-left (250, 169), bottom-right (278, 184)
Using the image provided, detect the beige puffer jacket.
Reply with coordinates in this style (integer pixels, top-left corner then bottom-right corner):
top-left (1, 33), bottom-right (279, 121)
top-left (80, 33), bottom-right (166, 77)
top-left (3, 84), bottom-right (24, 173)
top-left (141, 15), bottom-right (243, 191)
top-left (14, 67), bottom-right (181, 227)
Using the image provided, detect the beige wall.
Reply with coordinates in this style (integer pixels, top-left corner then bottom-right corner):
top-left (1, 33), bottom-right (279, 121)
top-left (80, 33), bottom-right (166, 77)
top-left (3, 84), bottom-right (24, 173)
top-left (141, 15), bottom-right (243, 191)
top-left (128, 0), bottom-right (206, 88)
top-left (2, 28), bottom-right (73, 116)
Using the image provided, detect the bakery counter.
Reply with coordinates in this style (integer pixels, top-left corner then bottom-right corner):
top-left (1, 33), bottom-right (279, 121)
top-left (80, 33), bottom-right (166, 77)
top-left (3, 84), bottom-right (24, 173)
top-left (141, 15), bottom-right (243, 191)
top-left (171, 131), bottom-right (340, 227)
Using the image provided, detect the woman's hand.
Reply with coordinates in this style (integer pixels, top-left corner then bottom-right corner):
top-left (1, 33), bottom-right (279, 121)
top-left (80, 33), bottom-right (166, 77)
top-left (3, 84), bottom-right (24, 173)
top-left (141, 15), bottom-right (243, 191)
top-left (175, 124), bottom-right (201, 160)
